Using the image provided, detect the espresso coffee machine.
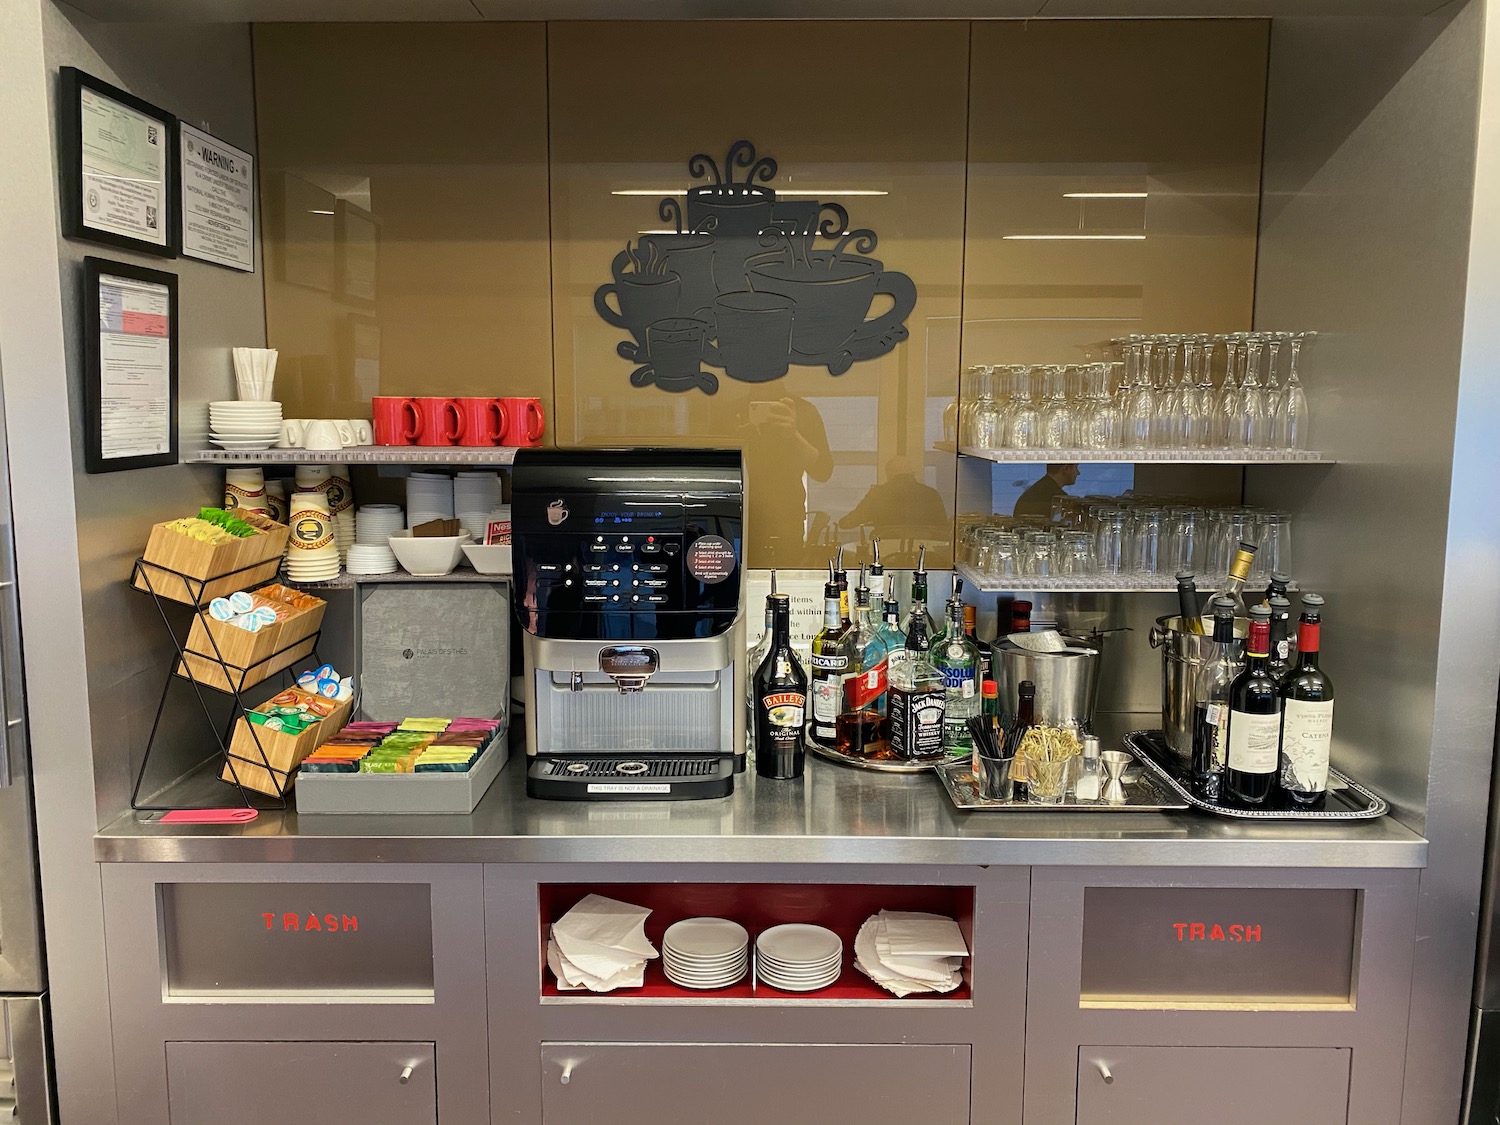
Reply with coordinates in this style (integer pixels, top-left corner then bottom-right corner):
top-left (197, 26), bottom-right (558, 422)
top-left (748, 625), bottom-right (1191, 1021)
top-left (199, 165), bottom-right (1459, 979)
top-left (511, 449), bottom-right (745, 799)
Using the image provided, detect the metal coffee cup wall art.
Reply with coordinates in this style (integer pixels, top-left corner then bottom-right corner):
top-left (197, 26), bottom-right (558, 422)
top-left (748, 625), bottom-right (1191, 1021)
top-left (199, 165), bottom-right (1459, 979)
top-left (595, 140), bottom-right (917, 395)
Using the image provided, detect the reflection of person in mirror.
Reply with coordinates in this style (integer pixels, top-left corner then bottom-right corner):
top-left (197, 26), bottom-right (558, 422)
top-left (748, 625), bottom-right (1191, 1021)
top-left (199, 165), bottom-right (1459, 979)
top-left (838, 455), bottom-right (950, 545)
top-left (741, 397), bottom-right (832, 562)
top-left (1014, 463), bottom-right (1080, 519)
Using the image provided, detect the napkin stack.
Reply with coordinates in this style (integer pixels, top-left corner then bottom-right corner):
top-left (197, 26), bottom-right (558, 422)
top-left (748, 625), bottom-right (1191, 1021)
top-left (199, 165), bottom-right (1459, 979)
top-left (854, 910), bottom-right (969, 997)
top-left (548, 894), bottom-right (658, 992)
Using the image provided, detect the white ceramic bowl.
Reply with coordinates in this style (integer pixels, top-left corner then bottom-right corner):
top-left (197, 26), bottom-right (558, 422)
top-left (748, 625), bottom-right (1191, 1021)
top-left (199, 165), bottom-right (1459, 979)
top-left (388, 530), bottom-right (470, 576)
top-left (461, 542), bottom-right (512, 575)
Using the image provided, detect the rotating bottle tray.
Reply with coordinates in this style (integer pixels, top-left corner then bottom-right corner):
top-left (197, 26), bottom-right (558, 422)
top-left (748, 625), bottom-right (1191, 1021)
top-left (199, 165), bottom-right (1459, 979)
top-left (1124, 729), bottom-right (1389, 821)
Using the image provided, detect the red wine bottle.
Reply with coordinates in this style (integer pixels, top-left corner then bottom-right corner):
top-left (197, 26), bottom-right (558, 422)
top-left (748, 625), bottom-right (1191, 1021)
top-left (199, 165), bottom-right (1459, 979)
top-left (1279, 594), bottom-right (1334, 809)
top-left (1266, 594), bottom-right (1294, 683)
top-left (1225, 604), bottom-right (1282, 808)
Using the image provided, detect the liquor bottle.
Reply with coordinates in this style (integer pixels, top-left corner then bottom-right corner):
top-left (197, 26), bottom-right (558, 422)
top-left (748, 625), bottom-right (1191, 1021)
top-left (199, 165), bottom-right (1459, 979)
top-left (867, 539), bottom-right (887, 608)
top-left (933, 589), bottom-right (981, 750)
top-left (1279, 594), bottom-right (1335, 809)
top-left (754, 593), bottom-right (808, 780)
top-left (909, 545), bottom-right (939, 640)
top-left (965, 602), bottom-right (988, 682)
top-left (1176, 570), bottom-right (1205, 636)
top-left (1266, 594), bottom-right (1294, 682)
top-left (833, 547), bottom-right (850, 628)
top-left (1262, 571), bottom-right (1291, 607)
top-left (878, 595), bottom-right (905, 653)
top-left (1190, 596), bottom-right (1240, 802)
top-left (1010, 599), bottom-right (1033, 635)
top-left (888, 610), bottom-right (946, 760)
top-left (745, 571), bottom-right (779, 718)
top-left (809, 575), bottom-right (851, 747)
top-left (837, 572), bottom-right (891, 758)
top-left (1224, 604), bottom-right (1282, 808)
top-left (1207, 541), bottom-right (1258, 621)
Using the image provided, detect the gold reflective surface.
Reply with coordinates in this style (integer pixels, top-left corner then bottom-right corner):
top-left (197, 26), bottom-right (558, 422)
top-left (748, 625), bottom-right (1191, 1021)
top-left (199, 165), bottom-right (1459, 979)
top-left (252, 20), bottom-right (1267, 568)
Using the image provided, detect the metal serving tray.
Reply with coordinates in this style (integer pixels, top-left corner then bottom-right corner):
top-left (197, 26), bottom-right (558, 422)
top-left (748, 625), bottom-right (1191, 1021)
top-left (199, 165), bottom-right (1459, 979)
top-left (1124, 729), bottom-right (1389, 821)
top-left (806, 737), bottom-right (958, 774)
top-left (935, 751), bottom-right (1189, 813)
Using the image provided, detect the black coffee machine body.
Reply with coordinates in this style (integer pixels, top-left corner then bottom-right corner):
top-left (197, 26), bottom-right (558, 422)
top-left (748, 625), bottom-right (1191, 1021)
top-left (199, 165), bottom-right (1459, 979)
top-left (511, 448), bottom-right (745, 799)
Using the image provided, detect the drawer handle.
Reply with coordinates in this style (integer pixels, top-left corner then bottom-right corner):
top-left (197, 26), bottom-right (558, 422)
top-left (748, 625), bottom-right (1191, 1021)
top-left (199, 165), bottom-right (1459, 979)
top-left (560, 1061), bottom-right (575, 1085)
top-left (1095, 1061), bottom-right (1114, 1085)
top-left (399, 1066), bottom-right (413, 1085)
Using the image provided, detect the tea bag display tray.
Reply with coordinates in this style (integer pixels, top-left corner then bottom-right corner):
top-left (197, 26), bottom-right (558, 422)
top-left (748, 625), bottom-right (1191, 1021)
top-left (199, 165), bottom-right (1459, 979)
top-left (1124, 730), bottom-right (1389, 821)
top-left (806, 737), bottom-right (959, 774)
top-left (935, 751), bottom-right (1189, 812)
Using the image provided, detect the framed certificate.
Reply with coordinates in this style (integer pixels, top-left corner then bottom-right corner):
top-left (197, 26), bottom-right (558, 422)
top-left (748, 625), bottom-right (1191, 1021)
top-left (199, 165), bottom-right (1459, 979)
top-left (177, 123), bottom-right (255, 272)
top-left (59, 68), bottom-right (177, 258)
top-left (82, 257), bottom-right (179, 473)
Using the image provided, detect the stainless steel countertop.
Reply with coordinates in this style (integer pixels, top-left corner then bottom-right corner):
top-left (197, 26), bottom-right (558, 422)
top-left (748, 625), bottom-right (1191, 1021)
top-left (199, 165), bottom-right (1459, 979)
top-left (95, 754), bottom-right (1427, 867)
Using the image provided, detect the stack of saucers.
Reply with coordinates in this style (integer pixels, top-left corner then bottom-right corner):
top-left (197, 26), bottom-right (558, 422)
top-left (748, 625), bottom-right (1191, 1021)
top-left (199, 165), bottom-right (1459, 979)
top-left (755, 924), bottom-right (843, 992)
top-left (455, 471), bottom-right (502, 540)
top-left (356, 504), bottom-right (404, 545)
top-left (662, 918), bottom-right (749, 990)
top-left (407, 472), bottom-right (455, 528)
top-left (209, 401), bottom-right (282, 450)
top-left (346, 543), bottom-right (398, 576)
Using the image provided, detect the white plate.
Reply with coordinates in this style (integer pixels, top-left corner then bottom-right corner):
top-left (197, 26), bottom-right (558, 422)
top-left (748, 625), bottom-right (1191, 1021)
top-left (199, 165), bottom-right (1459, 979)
top-left (663, 918), bottom-right (749, 958)
top-left (665, 973), bottom-right (746, 989)
top-left (665, 953), bottom-right (749, 972)
top-left (756, 924), bottom-right (841, 964)
top-left (209, 440), bottom-right (277, 450)
top-left (664, 964), bottom-right (748, 981)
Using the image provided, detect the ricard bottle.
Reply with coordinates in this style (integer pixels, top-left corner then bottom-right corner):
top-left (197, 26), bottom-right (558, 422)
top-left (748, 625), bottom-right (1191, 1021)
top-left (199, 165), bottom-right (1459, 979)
top-left (809, 576), bottom-right (851, 748)
top-left (754, 593), bottom-right (807, 780)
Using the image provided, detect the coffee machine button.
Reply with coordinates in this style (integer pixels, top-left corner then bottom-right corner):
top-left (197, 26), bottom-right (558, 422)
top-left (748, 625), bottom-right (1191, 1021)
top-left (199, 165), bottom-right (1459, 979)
top-left (537, 563), bottom-right (562, 574)
top-left (589, 541), bottom-right (609, 553)
top-left (611, 579), bottom-right (621, 587)
top-left (611, 563), bottom-right (621, 571)
top-left (662, 541), bottom-right (681, 555)
top-left (585, 579), bottom-right (608, 588)
top-left (640, 543), bottom-right (661, 555)
top-left (564, 579), bottom-right (574, 587)
top-left (584, 594), bottom-right (606, 603)
top-left (610, 594), bottom-right (621, 602)
top-left (646, 594), bottom-right (669, 604)
top-left (614, 543), bottom-right (633, 554)
top-left (632, 595), bottom-right (640, 602)
top-left (646, 563), bottom-right (669, 574)
top-left (585, 564), bottom-right (603, 574)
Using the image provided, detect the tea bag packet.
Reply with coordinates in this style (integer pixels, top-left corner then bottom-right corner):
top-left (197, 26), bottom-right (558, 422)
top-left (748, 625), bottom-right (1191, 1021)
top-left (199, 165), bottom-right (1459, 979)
top-left (399, 717), bottom-right (451, 733)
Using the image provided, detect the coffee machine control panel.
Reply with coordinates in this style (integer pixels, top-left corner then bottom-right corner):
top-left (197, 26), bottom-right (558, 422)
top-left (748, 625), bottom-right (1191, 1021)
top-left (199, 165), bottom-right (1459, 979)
top-left (581, 532), bottom-right (681, 605)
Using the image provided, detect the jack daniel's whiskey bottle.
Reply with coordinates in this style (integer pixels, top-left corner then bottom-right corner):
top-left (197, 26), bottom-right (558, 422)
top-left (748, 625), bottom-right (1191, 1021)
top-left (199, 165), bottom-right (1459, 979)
top-left (888, 606), bottom-right (946, 760)
top-left (754, 594), bottom-right (807, 780)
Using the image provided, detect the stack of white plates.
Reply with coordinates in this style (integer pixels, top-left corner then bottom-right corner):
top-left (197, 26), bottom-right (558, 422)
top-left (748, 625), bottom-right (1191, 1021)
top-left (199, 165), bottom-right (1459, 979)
top-left (407, 472), bottom-right (454, 528)
top-left (346, 544), bottom-right (398, 576)
top-left (356, 504), bottom-right (405, 546)
top-left (209, 401), bottom-right (282, 450)
top-left (755, 924), bottom-right (843, 992)
top-left (662, 918), bottom-right (749, 990)
top-left (455, 471), bottom-right (501, 513)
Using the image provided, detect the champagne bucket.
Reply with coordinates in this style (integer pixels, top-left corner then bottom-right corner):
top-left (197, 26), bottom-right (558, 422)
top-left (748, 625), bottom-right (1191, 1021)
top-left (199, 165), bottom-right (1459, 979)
top-left (1148, 614), bottom-right (1248, 769)
top-left (990, 635), bottom-right (1102, 732)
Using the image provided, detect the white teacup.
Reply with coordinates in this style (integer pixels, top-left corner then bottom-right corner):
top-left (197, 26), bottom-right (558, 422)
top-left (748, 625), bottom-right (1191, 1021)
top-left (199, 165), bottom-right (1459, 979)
top-left (351, 419), bottom-right (373, 446)
top-left (277, 419), bottom-right (307, 448)
top-left (334, 419), bottom-right (356, 447)
top-left (302, 419), bottom-right (344, 450)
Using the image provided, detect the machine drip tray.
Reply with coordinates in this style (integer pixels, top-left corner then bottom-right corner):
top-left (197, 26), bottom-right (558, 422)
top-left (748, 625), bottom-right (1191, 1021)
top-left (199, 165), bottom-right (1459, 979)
top-left (527, 755), bottom-right (735, 801)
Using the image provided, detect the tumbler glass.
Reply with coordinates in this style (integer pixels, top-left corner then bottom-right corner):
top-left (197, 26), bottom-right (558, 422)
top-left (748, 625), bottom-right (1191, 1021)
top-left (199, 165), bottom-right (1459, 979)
top-left (1096, 510), bottom-right (1127, 576)
top-left (1252, 511), bottom-right (1292, 580)
top-left (1132, 508), bottom-right (1165, 577)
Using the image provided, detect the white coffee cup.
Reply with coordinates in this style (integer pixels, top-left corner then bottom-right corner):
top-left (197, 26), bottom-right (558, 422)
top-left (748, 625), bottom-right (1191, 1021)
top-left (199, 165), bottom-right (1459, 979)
top-left (351, 419), bottom-right (373, 446)
top-left (277, 419), bottom-right (306, 448)
top-left (334, 419), bottom-right (356, 447)
top-left (302, 419), bottom-right (344, 450)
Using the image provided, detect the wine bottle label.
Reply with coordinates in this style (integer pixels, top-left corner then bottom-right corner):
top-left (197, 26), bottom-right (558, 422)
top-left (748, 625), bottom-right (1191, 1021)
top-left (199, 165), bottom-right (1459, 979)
top-left (1280, 698), bottom-right (1333, 793)
top-left (811, 678), bottom-right (842, 729)
top-left (1227, 710), bottom-right (1281, 774)
top-left (845, 658), bottom-right (889, 711)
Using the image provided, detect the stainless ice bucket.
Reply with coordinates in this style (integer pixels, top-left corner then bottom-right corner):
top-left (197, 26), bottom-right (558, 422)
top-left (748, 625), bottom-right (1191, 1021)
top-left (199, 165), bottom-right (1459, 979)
top-left (1148, 614), bottom-right (1248, 769)
top-left (991, 635), bottom-right (1102, 732)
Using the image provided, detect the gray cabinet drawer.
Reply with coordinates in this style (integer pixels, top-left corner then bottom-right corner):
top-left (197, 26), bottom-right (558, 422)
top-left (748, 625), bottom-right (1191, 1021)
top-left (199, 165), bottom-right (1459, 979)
top-left (1077, 1045), bottom-right (1351, 1125)
top-left (166, 1041), bottom-right (436, 1125)
top-left (542, 1042), bottom-right (970, 1125)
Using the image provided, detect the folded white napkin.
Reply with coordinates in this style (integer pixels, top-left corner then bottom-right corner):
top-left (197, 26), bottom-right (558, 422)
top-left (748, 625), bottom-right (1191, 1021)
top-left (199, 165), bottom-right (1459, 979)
top-left (548, 894), bottom-right (657, 993)
top-left (548, 934), bottom-right (646, 992)
top-left (854, 912), bottom-right (966, 997)
top-left (879, 910), bottom-right (970, 957)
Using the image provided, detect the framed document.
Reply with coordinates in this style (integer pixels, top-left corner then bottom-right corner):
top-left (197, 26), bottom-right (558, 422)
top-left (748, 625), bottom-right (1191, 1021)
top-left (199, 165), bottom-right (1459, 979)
top-left (334, 199), bottom-right (379, 307)
top-left (177, 123), bottom-right (255, 272)
top-left (59, 68), bottom-right (177, 258)
top-left (82, 257), bottom-right (179, 473)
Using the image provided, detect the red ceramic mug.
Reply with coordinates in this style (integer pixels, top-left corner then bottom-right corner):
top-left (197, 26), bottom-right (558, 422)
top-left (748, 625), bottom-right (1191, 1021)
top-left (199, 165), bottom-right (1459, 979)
top-left (455, 397), bottom-right (507, 446)
top-left (416, 397), bottom-right (462, 446)
top-left (371, 396), bottom-right (420, 446)
top-left (498, 397), bottom-right (545, 447)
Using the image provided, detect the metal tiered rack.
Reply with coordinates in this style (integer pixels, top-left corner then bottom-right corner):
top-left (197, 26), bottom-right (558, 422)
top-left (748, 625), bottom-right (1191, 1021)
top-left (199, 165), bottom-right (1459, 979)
top-left (129, 557), bottom-right (326, 812)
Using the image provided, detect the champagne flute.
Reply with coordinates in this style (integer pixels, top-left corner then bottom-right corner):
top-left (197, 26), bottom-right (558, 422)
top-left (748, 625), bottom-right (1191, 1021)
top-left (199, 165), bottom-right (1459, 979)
top-left (1279, 332), bottom-right (1313, 451)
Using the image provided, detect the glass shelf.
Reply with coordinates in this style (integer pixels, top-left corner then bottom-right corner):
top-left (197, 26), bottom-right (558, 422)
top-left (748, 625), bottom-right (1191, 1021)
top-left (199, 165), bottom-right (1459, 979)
top-left (182, 446), bottom-right (520, 466)
top-left (958, 445), bottom-right (1328, 464)
top-left (953, 562), bottom-right (1295, 595)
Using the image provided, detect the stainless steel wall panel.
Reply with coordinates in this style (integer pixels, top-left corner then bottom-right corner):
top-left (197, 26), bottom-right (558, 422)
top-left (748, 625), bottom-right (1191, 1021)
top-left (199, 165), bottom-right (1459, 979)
top-left (1253, 5), bottom-right (1495, 1123)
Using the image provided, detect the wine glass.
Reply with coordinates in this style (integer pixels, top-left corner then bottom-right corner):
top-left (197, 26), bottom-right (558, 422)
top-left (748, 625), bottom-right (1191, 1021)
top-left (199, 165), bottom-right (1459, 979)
top-left (1040, 365), bottom-right (1073, 449)
top-left (971, 365), bottom-right (1002, 451)
top-left (1261, 334), bottom-right (1286, 449)
top-left (1237, 335), bottom-right (1269, 451)
top-left (1192, 335), bottom-right (1218, 449)
top-left (1214, 335), bottom-right (1242, 449)
top-left (1085, 362), bottom-right (1123, 450)
top-left (1006, 366), bottom-right (1042, 449)
top-left (1124, 338), bottom-right (1155, 449)
top-left (959, 365), bottom-right (983, 446)
top-left (1151, 335), bottom-right (1182, 449)
top-left (1278, 332), bottom-right (1312, 450)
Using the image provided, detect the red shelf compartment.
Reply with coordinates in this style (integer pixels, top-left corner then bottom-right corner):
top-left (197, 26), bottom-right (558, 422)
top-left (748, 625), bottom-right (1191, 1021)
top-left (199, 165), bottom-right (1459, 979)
top-left (539, 881), bottom-right (975, 1003)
